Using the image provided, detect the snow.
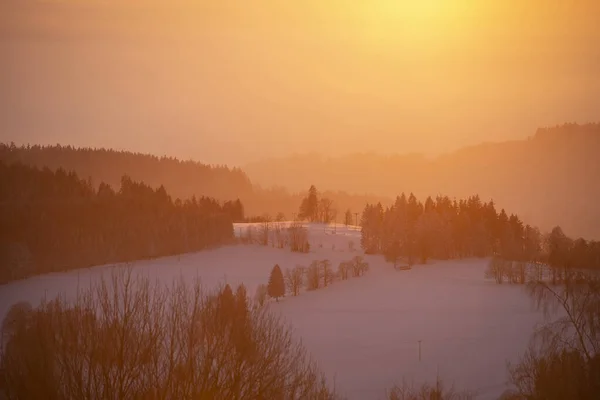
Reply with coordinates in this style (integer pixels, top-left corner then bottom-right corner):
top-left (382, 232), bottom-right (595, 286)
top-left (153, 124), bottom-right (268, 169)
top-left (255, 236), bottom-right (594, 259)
top-left (0, 223), bottom-right (542, 399)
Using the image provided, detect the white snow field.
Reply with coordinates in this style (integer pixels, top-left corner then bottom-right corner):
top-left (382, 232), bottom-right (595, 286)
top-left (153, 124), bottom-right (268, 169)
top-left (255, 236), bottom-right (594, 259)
top-left (0, 223), bottom-right (542, 399)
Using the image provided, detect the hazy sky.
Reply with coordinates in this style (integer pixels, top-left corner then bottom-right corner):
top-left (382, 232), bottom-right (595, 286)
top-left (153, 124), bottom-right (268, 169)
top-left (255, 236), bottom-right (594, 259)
top-left (1, 0), bottom-right (599, 165)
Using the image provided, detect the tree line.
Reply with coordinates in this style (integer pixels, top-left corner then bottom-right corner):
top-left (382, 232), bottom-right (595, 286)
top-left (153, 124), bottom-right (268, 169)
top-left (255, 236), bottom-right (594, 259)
top-left (257, 257), bottom-right (370, 305)
top-left (0, 162), bottom-right (240, 284)
top-left (360, 193), bottom-right (542, 266)
top-left (0, 143), bottom-right (390, 227)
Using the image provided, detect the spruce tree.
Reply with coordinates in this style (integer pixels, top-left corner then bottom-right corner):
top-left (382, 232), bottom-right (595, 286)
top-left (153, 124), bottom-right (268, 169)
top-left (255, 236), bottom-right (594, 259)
top-left (267, 264), bottom-right (285, 301)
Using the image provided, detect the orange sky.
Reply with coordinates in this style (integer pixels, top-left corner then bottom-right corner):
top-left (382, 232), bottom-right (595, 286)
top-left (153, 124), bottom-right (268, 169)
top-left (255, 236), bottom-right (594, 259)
top-left (1, 0), bottom-right (599, 165)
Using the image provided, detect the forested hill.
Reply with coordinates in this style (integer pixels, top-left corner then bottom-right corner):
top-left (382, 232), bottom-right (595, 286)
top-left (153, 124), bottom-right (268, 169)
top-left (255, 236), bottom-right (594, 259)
top-left (0, 143), bottom-right (254, 202)
top-left (0, 143), bottom-right (390, 221)
top-left (245, 123), bottom-right (600, 239)
top-left (0, 161), bottom-right (237, 284)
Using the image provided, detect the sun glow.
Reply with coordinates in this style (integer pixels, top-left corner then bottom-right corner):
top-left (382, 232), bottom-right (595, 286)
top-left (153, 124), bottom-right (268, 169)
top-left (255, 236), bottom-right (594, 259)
top-left (352, 0), bottom-right (474, 48)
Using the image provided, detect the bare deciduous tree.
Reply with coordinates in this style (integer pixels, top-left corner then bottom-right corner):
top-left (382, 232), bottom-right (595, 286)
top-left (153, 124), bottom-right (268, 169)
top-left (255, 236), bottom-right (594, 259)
top-left (275, 212), bottom-right (286, 222)
top-left (508, 272), bottom-right (600, 399)
top-left (321, 260), bottom-right (334, 287)
top-left (274, 222), bottom-right (287, 249)
top-left (387, 378), bottom-right (474, 400)
top-left (306, 261), bottom-right (321, 291)
top-left (254, 283), bottom-right (268, 307)
top-left (289, 222), bottom-right (309, 253)
top-left (348, 240), bottom-right (355, 252)
top-left (259, 215), bottom-right (272, 246)
top-left (286, 266), bottom-right (304, 297)
top-left (318, 198), bottom-right (335, 224)
top-left (244, 225), bottom-right (256, 244)
top-left (338, 262), bottom-right (351, 281)
top-left (0, 269), bottom-right (341, 400)
top-left (351, 256), bottom-right (369, 277)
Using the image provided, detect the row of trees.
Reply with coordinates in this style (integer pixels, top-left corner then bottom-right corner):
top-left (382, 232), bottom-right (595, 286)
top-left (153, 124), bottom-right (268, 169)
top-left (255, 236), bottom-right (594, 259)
top-left (263, 257), bottom-right (371, 302)
top-left (360, 193), bottom-right (542, 266)
top-left (0, 162), bottom-right (238, 284)
top-left (240, 221), bottom-right (311, 253)
top-left (541, 226), bottom-right (600, 271)
top-left (485, 225), bottom-right (600, 285)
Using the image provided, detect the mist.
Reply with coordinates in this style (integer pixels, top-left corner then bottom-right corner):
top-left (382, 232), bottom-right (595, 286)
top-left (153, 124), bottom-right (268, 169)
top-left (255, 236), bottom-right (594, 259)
top-left (2, 0), bottom-right (600, 165)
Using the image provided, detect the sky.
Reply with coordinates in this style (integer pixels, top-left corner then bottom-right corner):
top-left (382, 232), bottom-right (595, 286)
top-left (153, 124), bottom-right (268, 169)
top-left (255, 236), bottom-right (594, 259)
top-left (1, 0), bottom-right (599, 165)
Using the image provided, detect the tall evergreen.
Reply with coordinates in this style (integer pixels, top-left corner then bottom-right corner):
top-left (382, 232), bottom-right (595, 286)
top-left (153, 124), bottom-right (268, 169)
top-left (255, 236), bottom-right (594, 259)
top-left (299, 185), bottom-right (319, 222)
top-left (267, 264), bottom-right (285, 301)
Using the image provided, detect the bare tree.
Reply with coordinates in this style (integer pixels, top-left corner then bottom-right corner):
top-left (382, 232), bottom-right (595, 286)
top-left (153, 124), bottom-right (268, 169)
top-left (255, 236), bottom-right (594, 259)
top-left (338, 262), bottom-right (351, 281)
top-left (485, 256), bottom-right (507, 284)
top-left (321, 260), bottom-right (334, 287)
top-left (258, 215), bottom-right (272, 246)
top-left (319, 198), bottom-right (335, 224)
top-left (273, 222), bottom-right (287, 249)
top-left (254, 283), bottom-right (268, 307)
top-left (0, 269), bottom-right (342, 400)
top-left (244, 225), bottom-right (256, 244)
top-left (286, 266), bottom-right (304, 297)
top-left (306, 261), bottom-right (321, 291)
top-left (275, 212), bottom-right (286, 222)
top-left (351, 256), bottom-right (369, 277)
top-left (508, 273), bottom-right (600, 399)
top-left (527, 274), bottom-right (600, 361)
top-left (387, 377), bottom-right (474, 400)
top-left (289, 222), bottom-right (309, 253)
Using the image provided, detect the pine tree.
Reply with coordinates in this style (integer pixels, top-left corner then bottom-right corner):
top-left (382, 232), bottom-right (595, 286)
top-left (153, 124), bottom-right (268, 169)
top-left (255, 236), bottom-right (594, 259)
top-left (267, 264), bottom-right (285, 301)
top-left (299, 185), bottom-right (319, 222)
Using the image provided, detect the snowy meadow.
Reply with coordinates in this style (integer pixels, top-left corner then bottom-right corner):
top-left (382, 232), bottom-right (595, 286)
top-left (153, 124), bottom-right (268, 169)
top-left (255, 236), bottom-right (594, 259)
top-left (0, 223), bottom-right (543, 399)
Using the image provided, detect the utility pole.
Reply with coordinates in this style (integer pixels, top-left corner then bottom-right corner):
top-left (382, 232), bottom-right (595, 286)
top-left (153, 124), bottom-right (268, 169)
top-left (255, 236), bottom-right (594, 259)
top-left (418, 340), bottom-right (422, 362)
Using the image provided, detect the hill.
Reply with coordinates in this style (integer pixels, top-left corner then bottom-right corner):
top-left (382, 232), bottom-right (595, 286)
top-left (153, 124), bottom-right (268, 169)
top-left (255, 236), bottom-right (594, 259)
top-left (244, 123), bottom-right (600, 239)
top-left (0, 143), bottom-right (389, 222)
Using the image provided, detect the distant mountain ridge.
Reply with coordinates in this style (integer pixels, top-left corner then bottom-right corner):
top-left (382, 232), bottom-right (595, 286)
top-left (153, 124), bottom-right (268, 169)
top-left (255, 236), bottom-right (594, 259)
top-left (244, 123), bottom-right (600, 239)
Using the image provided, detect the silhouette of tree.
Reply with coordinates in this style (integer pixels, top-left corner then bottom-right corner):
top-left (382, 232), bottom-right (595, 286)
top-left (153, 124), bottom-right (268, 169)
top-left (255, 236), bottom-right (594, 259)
top-left (299, 185), bottom-right (319, 222)
top-left (267, 264), bottom-right (285, 301)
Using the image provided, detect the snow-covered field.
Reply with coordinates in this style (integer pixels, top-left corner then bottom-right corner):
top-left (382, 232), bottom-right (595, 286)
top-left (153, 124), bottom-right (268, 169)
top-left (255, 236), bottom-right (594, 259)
top-left (0, 223), bottom-right (542, 399)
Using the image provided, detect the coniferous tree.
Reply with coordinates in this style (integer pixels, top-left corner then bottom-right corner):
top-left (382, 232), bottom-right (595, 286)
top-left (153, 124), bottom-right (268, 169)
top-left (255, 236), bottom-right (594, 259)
top-left (267, 264), bottom-right (285, 301)
top-left (299, 185), bottom-right (319, 222)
